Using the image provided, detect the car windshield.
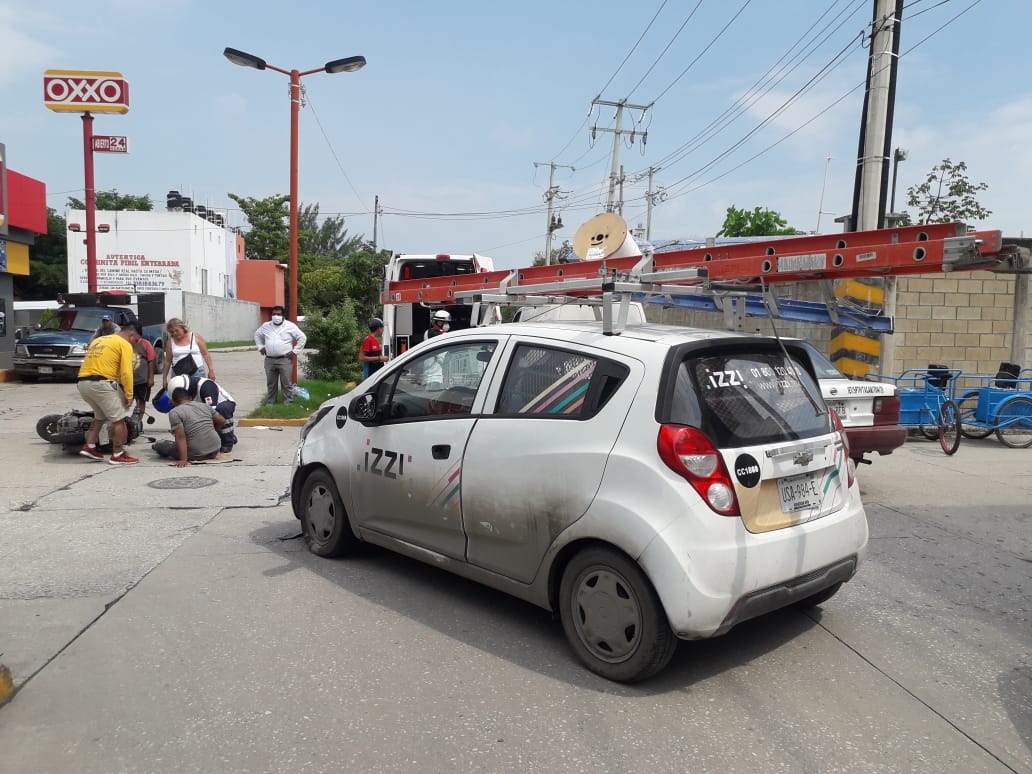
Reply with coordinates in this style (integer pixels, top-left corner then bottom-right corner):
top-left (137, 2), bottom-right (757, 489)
top-left (39, 310), bottom-right (106, 332)
top-left (670, 348), bottom-right (829, 446)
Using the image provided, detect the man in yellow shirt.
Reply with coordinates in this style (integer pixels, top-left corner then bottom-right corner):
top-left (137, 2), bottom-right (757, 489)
top-left (76, 326), bottom-right (142, 465)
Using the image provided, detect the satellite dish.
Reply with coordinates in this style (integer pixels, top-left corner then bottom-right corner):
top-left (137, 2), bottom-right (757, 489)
top-left (572, 212), bottom-right (640, 261)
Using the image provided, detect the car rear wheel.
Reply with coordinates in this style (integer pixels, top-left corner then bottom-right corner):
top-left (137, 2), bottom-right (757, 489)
top-left (559, 547), bottom-right (676, 683)
top-left (298, 469), bottom-right (359, 557)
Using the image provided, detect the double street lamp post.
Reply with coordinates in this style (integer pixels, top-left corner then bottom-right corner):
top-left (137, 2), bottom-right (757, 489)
top-left (223, 47), bottom-right (366, 354)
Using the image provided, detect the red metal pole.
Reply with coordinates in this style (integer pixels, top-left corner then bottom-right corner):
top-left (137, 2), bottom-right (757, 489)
top-left (82, 112), bottom-right (97, 294)
top-left (289, 69), bottom-right (301, 383)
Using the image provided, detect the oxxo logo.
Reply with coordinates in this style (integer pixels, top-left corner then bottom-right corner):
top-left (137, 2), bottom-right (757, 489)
top-left (43, 70), bottom-right (130, 114)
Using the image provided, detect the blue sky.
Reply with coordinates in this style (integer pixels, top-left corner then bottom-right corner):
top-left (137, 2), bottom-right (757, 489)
top-left (2, 0), bottom-right (1028, 269)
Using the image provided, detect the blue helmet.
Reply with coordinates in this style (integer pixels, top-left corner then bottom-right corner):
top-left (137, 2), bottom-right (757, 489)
top-left (152, 387), bottom-right (173, 414)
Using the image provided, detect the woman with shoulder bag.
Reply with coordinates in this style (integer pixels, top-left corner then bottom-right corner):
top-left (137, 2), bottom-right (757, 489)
top-left (162, 318), bottom-right (215, 389)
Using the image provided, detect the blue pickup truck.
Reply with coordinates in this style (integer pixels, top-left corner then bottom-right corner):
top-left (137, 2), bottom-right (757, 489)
top-left (13, 305), bottom-right (165, 381)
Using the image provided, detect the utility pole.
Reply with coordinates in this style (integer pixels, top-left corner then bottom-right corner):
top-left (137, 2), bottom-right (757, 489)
top-left (591, 98), bottom-right (650, 213)
top-left (641, 166), bottom-right (666, 240)
top-left (534, 161), bottom-right (574, 264)
top-left (372, 194), bottom-right (382, 253)
top-left (852, 0), bottom-right (904, 375)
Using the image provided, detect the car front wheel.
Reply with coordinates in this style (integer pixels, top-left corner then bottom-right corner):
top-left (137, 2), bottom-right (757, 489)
top-left (559, 546), bottom-right (677, 683)
top-left (298, 469), bottom-right (359, 557)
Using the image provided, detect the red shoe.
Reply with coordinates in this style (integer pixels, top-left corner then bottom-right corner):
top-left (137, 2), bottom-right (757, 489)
top-left (108, 452), bottom-right (139, 465)
top-left (79, 445), bottom-right (105, 461)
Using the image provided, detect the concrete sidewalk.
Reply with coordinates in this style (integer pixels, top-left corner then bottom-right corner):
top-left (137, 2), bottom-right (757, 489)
top-left (0, 349), bottom-right (305, 706)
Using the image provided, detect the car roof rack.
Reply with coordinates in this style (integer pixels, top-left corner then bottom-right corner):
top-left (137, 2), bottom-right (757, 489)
top-left (381, 215), bottom-right (1015, 336)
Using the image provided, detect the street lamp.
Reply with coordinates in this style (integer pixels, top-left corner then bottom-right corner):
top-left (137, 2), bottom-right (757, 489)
top-left (890, 147), bottom-right (908, 217)
top-left (223, 46), bottom-right (366, 339)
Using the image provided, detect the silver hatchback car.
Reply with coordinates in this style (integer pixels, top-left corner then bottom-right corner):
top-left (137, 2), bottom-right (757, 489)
top-left (290, 321), bottom-right (868, 682)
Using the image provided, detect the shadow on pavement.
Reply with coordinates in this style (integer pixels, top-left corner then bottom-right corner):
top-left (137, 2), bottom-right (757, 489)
top-left (249, 518), bottom-right (821, 695)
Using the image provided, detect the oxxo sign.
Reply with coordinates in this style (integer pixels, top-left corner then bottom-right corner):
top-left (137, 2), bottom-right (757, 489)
top-left (43, 69), bottom-right (130, 114)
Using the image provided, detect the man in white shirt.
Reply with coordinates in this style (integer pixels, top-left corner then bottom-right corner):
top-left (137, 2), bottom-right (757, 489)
top-left (253, 305), bottom-right (307, 404)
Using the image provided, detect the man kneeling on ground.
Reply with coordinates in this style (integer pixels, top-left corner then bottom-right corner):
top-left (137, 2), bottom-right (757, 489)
top-left (152, 387), bottom-right (222, 467)
top-left (166, 373), bottom-right (238, 454)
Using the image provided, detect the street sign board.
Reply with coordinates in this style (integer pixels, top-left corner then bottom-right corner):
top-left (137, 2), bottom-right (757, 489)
top-left (43, 69), bottom-right (130, 114)
top-left (92, 135), bottom-right (129, 154)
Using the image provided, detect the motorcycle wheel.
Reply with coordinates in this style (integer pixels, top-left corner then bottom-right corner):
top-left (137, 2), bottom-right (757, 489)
top-left (36, 414), bottom-right (83, 445)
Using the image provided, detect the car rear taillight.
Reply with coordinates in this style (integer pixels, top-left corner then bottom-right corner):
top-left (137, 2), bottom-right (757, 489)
top-left (872, 392), bottom-right (901, 425)
top-left (830, 411), bottom-right (856, 487)
top-left (657, 425), bottom-right (739, 516)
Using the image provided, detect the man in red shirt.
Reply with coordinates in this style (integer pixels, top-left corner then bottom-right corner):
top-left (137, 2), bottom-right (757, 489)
top-left (359, 318), bottom-right (388, 379)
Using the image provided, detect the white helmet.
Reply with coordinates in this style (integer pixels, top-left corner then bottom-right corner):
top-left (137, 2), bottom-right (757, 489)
top-left (432, 310), bottom-right (452, 323)
top-left (168, 375), bottom-right (191, 393)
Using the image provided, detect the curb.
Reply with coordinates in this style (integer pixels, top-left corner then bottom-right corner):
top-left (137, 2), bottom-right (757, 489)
top-left (238, 417), bottom-right (309, 427)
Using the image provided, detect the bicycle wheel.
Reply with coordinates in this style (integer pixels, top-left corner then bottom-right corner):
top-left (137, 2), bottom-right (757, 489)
top-left (994, 396), bottom-right (1032, 449)
top-left (938, 400), bottom-right (961, 455)
top-left (919, 405), bottom-right (940, 440)
top-left (956, 389), bottom-right (993, 439)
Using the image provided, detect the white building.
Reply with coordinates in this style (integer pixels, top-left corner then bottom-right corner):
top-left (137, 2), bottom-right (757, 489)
top-left (65, 209), bottom-right (238, 297)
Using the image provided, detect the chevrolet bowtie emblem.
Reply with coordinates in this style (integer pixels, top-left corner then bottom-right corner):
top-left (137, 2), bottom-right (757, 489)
top-left (793, 451), bottom-right (814, 466)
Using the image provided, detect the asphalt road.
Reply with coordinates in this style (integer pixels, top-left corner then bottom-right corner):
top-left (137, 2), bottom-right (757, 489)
top-left (0, 351), bottom-right (1029, 773)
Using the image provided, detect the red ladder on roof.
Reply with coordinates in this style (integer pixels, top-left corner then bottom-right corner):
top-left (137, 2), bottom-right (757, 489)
top-left (381, 222), bottom-right (1008, 306)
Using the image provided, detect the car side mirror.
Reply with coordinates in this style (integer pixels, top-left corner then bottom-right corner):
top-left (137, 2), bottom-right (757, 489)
top-left (349, 393), bottom-right (379, 423)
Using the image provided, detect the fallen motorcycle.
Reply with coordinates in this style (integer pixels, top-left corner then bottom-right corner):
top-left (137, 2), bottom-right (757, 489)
top-left (36, 408), bottom-right (155, 454)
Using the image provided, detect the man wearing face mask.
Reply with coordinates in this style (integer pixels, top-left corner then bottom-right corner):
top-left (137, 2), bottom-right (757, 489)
top-left (254, 305), bottom-right (307, 404)
top-left (425, 309), bottom-right (452, 340)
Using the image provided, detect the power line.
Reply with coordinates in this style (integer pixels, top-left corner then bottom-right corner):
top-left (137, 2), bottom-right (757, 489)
top-left (625, 0), bottom-right (704, 99)
top-left (304, 88), bottom-right (369, 213)
top-left (650, 0), bottom-right (755, 105)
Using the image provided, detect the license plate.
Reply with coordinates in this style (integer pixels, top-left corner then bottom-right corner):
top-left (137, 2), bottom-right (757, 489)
top-left (39, 366), bottom-right (54, 374)
top-left (778, 470), bottom-right (823, 512)
top-left (826, 400), bottom-right (846, 418)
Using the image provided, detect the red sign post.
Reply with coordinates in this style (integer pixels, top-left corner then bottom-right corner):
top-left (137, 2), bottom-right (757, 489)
top-left (44, 69), bottom-right (130, 293)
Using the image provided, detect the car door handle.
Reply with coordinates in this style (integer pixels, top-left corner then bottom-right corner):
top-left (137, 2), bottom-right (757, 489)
top-left (432, 445), bottom-right (451, 460)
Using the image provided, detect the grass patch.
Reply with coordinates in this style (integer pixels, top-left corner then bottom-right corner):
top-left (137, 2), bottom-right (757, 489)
top-left (210, 340), bottom-right (257, 349)
top-left (246, 379), bottom-right (353, 419)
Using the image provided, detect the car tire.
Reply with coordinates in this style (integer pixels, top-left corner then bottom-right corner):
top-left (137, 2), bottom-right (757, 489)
top-left (298, 469), bottom-right (359, 558)
top-left (559, 546), bottom-right (677, 683)
top-left (794, 581), bottom-right (842, 609)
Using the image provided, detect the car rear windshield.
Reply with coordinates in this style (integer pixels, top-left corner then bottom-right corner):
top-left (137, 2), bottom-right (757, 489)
top-left (668, 348), bottom-right (829, 447)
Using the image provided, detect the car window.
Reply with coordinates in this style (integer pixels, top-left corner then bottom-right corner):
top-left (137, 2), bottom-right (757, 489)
top-left (672, 350), bottom-right (828, 445)
top-left (376, 341), bottom-right (496, 420)
top-left (799, 343), bottom-right (847, 379)
top-left (495, 344), bottom-right (628, 419)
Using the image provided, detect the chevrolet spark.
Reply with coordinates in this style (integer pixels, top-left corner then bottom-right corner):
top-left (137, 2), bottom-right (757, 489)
top-left (290, 321), bottom-right (868, 682)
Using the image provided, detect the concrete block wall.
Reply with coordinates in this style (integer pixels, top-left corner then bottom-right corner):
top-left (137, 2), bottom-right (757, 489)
top-left (642, 273), bottom-right (1030, 378)
top-left (894, 272), bottom-right (1030, 376)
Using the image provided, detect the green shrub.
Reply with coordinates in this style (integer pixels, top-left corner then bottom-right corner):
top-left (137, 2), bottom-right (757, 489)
top-left (302, 300), bottom-right (363, 383)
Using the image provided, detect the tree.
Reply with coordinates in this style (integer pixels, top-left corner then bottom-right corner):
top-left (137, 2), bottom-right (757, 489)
top-left (298, 204), bottom-right (363, 261)
top-left (13, 208), bottom-right (69, 300)
top-left (227, 193), bottom-right (289, 261)
top-left (717, 205), bottom-right (802, 237)
top-left (67, 189), bottom-right (152, 211)
top-left (301, 298), bottom-right (364, 384)
top-left (904, 158), bottom-right (991, 225)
